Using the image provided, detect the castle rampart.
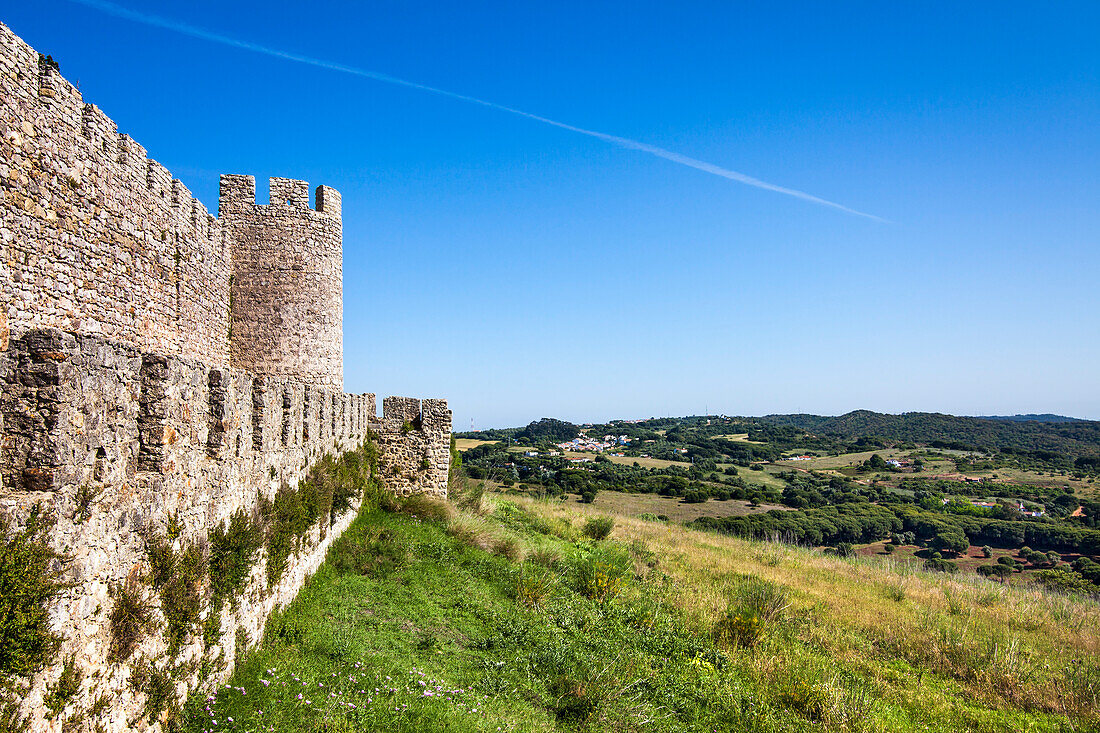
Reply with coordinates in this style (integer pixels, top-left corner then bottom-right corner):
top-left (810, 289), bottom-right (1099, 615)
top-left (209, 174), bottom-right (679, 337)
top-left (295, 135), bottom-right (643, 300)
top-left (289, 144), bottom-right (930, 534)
top-left (0, 22), bottom-right (451, 732)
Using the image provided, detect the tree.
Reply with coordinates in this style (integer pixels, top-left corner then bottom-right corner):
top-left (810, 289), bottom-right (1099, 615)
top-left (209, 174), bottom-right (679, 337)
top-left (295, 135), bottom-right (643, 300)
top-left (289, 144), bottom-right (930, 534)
top-left (932, 528), bottom-right (969, 557)
top-left (981, 545), bottom-right (993, 558)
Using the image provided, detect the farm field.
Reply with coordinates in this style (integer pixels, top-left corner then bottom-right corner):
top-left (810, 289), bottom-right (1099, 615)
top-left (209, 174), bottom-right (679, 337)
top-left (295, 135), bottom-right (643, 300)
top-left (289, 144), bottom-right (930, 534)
top-left (713, 433), bottom-right (764, 443)
top-left (455, 438), bottom-right (499, 451)
top-left (557, 490), bottom-right (789, 523)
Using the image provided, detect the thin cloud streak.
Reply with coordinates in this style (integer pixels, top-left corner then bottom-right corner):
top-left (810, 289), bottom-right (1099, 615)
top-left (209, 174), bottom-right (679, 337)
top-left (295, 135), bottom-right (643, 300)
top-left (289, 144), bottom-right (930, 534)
top-left (70, 0), bottom-right (885, 221)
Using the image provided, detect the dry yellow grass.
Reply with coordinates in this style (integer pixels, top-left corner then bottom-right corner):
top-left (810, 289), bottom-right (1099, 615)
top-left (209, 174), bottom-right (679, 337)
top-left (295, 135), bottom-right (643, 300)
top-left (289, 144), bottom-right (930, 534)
top-left (507, 493), bottom-right (1100, 719)
top-left (455, 438), bottom-right (499, 451)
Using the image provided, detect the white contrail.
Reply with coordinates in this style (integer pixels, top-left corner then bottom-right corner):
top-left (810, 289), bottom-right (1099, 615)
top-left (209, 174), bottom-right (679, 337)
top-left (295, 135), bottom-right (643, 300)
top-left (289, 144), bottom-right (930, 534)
top-left (68, 0), bottom-right (885, 221)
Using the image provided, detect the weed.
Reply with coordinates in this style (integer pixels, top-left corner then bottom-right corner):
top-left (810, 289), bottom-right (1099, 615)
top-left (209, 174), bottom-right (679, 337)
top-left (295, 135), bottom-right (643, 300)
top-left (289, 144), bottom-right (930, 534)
top-left (492, 536), bottom-right (524, 562)
top-left (398, 495), bottom-right (455, 523)
top-left (43, 656), bottom-right (82, 719)
top-left (329, 526), bottom-right (405, 578)
top-left (884, 582), bottom-right (906, 603)
top-left (107, 581), bottom-right (151, 664)
top-left (582, 516), bottom-right (614, 541)
top-left (515, 563), bottom-right (557, 609)
top-left (446, 516), bottom-right (496, 552)
top-left (573, 551), bottom-right (628, 603)
top-left (527, 545), bottom-right (562, 569)
top-left (0, 507), bottom-right (68, 678)
top-left (165, 511), bottom-right (183, 541)
top-left (73, 484), bottom-right (101, 524)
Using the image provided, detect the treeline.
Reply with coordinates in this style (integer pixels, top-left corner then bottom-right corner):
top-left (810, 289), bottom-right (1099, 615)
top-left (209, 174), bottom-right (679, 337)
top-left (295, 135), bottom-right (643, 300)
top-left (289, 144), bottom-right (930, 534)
top-left (696, 504), bottom-right (1100, 556)
top-left (760, 410), bottom-right (1100, 469)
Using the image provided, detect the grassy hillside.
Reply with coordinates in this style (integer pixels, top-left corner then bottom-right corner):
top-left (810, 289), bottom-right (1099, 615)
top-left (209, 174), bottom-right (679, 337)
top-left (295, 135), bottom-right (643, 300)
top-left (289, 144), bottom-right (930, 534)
top-left (185, 488), bottom-right (1100, 733)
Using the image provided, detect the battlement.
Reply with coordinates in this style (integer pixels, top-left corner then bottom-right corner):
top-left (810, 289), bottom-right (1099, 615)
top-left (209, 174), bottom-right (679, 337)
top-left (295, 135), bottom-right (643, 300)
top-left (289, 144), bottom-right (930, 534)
top-left (219, 175), bottom-right (342, 219)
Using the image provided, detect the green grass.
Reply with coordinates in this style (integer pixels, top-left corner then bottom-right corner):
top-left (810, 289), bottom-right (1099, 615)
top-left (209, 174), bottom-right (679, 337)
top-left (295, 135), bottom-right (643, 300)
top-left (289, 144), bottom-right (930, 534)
top-left (184, 495), bottom-right (1100, 733)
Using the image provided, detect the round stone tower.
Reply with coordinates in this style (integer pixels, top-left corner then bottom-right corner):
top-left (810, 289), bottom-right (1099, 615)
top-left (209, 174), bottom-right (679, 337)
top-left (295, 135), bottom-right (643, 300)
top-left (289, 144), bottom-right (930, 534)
top-left (219, 175), bottom-right (343, 390)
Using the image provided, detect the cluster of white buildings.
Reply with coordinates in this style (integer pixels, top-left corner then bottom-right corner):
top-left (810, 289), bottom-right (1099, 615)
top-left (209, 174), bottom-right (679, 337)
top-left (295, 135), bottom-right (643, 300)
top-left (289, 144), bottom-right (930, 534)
top-left (556, 435), bottom-right (631, 453)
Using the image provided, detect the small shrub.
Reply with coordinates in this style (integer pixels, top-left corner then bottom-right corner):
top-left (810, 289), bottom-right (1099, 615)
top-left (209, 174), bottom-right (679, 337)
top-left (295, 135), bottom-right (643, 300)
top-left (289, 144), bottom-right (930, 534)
top-left (73, 484), bottom-right (101, 524)
top-left (515, 563), bottom-right (557, 609)
top-left (147, 540), bottom-right (205, 658)
top-left (528, 546), bottom-right (562, 569)
top-left (398, 495), bottom-right (455, 523)
top-left (43, 656), bottom-right (82, 719)
top-left (981, 545), bottom-right (993, 558)
top-left (208, 510), bottom-right (262, 609)
top-left (582, 516), bottom-right (614, 541)
top-left (492, 536), bottom-right (524, 562)
top-left (574, 554), bottom-right (627, 603)
top-left (835, 542), bottom-right (855, 557)
top-left (579, 490), bottom-right (597, 504)
top-left (713, 607), bottom-right (766, 648)
top-left (129, 660), bottom-right (176, 722)
top-left (108, 581), bottom-right (151, 664)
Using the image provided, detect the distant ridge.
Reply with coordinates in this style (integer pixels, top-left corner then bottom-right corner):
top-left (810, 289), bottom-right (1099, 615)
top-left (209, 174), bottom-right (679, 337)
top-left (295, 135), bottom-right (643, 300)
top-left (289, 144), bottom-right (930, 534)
top-left (978, 414), bottom-right (1083, 423)
top-left (758, 410), bottom-right (1100, 459)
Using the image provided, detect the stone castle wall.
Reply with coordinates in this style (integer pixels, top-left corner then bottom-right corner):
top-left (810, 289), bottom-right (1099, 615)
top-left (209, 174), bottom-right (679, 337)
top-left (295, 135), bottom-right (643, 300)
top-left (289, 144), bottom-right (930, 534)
top-left (0, 22), bottom-right (452, 733)
top-left (0, 25), bottom-right (231, 366)
top-left (0, 329), bottom-right (448, 731)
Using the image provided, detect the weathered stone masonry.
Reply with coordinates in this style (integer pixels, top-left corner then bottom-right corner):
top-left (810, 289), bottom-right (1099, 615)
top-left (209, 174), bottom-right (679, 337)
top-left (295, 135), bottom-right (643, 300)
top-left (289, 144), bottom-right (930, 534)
top-left (0, 22), bottom-right (450, 732)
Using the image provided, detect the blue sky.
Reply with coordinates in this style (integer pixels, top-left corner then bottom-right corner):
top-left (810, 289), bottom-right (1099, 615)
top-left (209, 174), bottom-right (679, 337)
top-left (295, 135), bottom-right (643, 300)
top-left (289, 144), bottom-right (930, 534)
top-left (7, 2), bottom-right (1099, 427)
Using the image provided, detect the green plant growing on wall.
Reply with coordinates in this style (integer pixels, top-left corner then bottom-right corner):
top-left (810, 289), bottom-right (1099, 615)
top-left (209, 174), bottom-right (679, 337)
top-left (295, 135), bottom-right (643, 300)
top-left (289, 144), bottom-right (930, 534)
top-left (146, 538), bottom-right (206, 658)
top-left (73, 484), bottom-right (101, 524)
top-left (0, 506), bottom-right (69, 679)
top-left (43, 656), bottom-right (82, 719)
top-left (108, 581), bottom-right (151, 664)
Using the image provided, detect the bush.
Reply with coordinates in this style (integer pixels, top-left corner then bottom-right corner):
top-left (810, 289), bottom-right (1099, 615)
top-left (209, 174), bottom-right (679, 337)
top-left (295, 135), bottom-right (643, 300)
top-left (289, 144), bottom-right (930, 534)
top-left (398, 495), bottom-right (455, 523)
top-left (982, 545), bottom-right (993, 558)
top-left (0, 507), bottom-right (68, 678)
top-left (924, 557), bottom-right (958, 573)
top-left (108, 581), bottom-right (151, 663)
top-left (515, 563), bottom-right (557, 609)
top-left (714, 576), bottom-right (789, 648)
top-left (884, 543), bottom-right (896, 554)
top-left (492, 536), bottom-right (524, 562)
top-left (582, 516), bottom-right (614, 541)
top-left (835, 542), bottom-right (855, 557)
